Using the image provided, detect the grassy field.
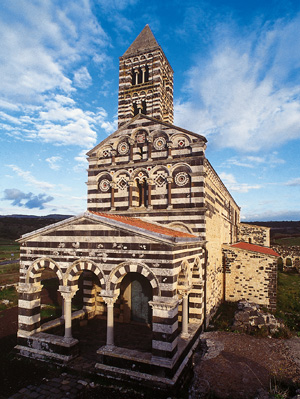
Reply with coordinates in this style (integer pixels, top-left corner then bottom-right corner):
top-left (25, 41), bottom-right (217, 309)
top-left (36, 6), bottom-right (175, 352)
top-left (272, 236), bottom-right (300, 246)
top-left (209, 271), bottom-right (300, 335)
top-left (276, 271), bottom-right (300, 332)
top-left (0, 238), bottom-right (20, 262)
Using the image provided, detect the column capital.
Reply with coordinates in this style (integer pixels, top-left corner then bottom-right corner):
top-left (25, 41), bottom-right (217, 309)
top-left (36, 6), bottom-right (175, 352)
top-left (149, 299), bottom-right (179, 311)
top-left (58, 286), bottom-right (78, 300)
top-left (167, 176), bottom-right (173, 184)
top-left (17, 283), bottom-right (42, 294)
top-left (102, 295), bottom-right (118, 306)
top-left (128, 138), bottom-right (135, 146)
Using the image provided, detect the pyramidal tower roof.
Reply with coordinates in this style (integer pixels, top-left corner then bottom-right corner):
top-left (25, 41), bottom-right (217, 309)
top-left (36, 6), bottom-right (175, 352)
top-left (122, 25), bottom-right (160, 57)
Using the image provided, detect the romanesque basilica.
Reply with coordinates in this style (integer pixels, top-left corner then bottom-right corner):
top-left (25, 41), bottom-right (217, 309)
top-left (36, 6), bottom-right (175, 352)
top-left (16, 25), bottom-right (279, 386)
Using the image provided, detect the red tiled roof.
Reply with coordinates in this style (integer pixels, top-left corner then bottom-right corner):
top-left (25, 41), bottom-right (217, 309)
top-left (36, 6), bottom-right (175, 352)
top-left (231, 242), bottom-right (280, 257)
top-left (89, 211), bottom-right (196, 238)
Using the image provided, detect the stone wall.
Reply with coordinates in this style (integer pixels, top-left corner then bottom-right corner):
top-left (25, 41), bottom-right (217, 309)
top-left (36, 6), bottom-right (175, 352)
top-left (272, 245), bottom-right (300, 269)
top-left (204, 160), bottom-right (240, 323)
top-left (238, 223), bottom-right (270, 246)
top-left (222, 245), bottom-right (277, 310)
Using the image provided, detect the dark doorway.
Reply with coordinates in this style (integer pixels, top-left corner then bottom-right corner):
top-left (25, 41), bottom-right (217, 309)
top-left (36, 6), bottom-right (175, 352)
top-left (120, 272), bottom-right (152, 324)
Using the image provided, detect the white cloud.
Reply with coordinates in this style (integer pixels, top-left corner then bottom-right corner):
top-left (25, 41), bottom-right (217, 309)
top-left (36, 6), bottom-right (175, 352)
top-left (224, 153), bottom-right (285, 168)
top-left (285, 177), bottom-right (300, 186)
top-left (73, 66), bottom-right (92, 89)
top-left (46, 156), bottom-right (62, 171)
top-left (7, 165), bottom-right (54, 190)
top-left (0, 1), bottom-right (113, 149)
top-left (174, 14), bottom-right (300, 152)
top-left (0, 1), bottom-right (107, 102)
top-left (219, 172), bottom-right (261, 193)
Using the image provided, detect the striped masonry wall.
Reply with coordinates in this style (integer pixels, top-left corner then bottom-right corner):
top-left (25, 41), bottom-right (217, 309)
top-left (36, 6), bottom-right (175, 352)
top-left (18, 216), bottom-right (204, 361)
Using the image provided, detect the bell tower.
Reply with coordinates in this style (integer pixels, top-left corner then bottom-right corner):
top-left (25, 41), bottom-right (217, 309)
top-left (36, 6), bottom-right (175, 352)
top-left (118, 25), bottom-right (174, 127)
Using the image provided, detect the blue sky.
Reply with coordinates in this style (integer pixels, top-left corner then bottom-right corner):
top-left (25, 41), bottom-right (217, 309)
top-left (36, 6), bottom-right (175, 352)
top-left (1, 0), bottom-right (300, 221)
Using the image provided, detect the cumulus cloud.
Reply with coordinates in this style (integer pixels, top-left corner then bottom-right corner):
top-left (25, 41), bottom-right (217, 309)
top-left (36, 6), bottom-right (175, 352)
top-left (174, 14), bottom-right (300, 152)
top-left (3, 188), bottom-right (54, 210)
top-left (0, 1), bottom-right (107, 102)
top-left (7, 165), bottom-right (54, 190)
top-left (219, 172), bottom-right (261, 193)
top-left (0, 1), bottom-right (113, 148)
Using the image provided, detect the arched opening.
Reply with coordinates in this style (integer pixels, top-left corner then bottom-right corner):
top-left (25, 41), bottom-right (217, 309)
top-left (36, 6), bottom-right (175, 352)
top-left (286, 257), bottom-right (293, 268)
top-left (40, 269), bottom-right (62, 324)
top-left (114, 272), bottom-right (153, 351)
top-left (119, 272), bottom-right (152, 324)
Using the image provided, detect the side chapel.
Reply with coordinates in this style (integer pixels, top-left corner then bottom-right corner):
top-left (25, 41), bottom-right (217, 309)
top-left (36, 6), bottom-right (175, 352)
top-left (16, 26), bottom-right (279, 386)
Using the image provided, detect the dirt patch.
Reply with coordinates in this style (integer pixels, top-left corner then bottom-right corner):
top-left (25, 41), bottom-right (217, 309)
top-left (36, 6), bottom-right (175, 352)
top-left (192, 331), bottom-right (300, 398)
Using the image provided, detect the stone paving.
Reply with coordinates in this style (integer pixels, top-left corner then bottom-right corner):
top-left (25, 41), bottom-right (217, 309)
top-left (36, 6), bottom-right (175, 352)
top-left (7, 318), bottom-right (155, 398)
top-left (9, 373), bottom-right (97, 399)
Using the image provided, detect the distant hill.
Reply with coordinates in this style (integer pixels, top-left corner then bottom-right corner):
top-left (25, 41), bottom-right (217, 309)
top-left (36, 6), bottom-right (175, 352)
top-left (0, 216), bottom-right (299, 241)
top-left (0, 215), bottom-right (72, 240)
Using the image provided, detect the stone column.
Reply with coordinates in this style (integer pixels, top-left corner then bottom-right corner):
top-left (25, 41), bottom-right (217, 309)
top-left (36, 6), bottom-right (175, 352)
top-left (17, 282), bottom-right (42, 337)
top-left (111, 182), bottom-right (116, 210)
top-left (141, 66), bottom-right (146, 83)
top-left (167, 177), bottom-right (173, 209)
top-left (129, 138), bottom-right (134, 162)
top-left (149, 299), bottom-right (179, 363)
top-left (128, 180), bottom-right (134, 208)
top-left (181, 292), bottom-right (189, 338)
top-left (103, 296), bottom-right (117, 347)
top-left (147, 178), bottom-right (153, 209)
top-left (59, 286), bottom-right (77, 340)
top-left (167, 142), bottom-right (173, 159)
top-left (111, 149), bottom-right (117, 165)
top-left (147, 137), bottom-right (152, 160)
top-left (134, 69), bottom-right (139, 85)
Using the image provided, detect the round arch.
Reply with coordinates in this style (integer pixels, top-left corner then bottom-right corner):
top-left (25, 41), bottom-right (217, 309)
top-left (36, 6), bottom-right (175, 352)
top-left (107, 262), bottom-right (160, 297)
top-left (170, 133), bottom-right (192, 147)
top-left (112, 135), bottom-right (131, 151)
top-left (177, 259), bottom-right (193, 291)
top-left (171, 162), bottom-right (193, 175)
top-left (131, 126), bottom-right (150, 141)
top-left (25, 257), bottom-right (63, 285)
top-left (150, 164), bottom-right (170, 178)
top-left (65, 259), bottom-right (106, 289)
top-left (167, 222), bottom-right (194, 234)
top-left (132, 168), bottom-right (150, 181)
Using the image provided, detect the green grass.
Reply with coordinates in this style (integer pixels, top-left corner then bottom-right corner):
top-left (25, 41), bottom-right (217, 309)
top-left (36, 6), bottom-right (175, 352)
top-left (0, 263), bottom-right (20, 285)
top-left (0, 238), bottom-right (20, 261)
top-left (0, 286), bottom-right (18, 311)
top-left (276, 272), bottom-right (300, 332)
top-left (273, 237), bottom-right (300, 246)
top-left (208, 272), bottom-right (300, 336)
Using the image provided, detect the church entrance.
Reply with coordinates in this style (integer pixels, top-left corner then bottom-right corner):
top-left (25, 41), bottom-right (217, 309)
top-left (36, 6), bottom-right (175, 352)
top-left (120, 272), bottom-right (152, 324)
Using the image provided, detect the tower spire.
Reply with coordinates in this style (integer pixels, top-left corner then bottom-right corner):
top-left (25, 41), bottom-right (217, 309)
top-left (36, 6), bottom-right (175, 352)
top-left (118, 25), bottom-right (174, 127)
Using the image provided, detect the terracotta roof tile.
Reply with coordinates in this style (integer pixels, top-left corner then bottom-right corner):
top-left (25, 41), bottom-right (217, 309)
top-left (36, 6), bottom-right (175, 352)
top-left (231, 242), bottom-right (280, 257)
top-left (90, 211), bottom-right (196, 238)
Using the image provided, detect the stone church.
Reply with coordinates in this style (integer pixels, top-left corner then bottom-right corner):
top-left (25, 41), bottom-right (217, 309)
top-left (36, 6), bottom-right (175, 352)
top-left (16, 26), bottom-right (279, 387)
